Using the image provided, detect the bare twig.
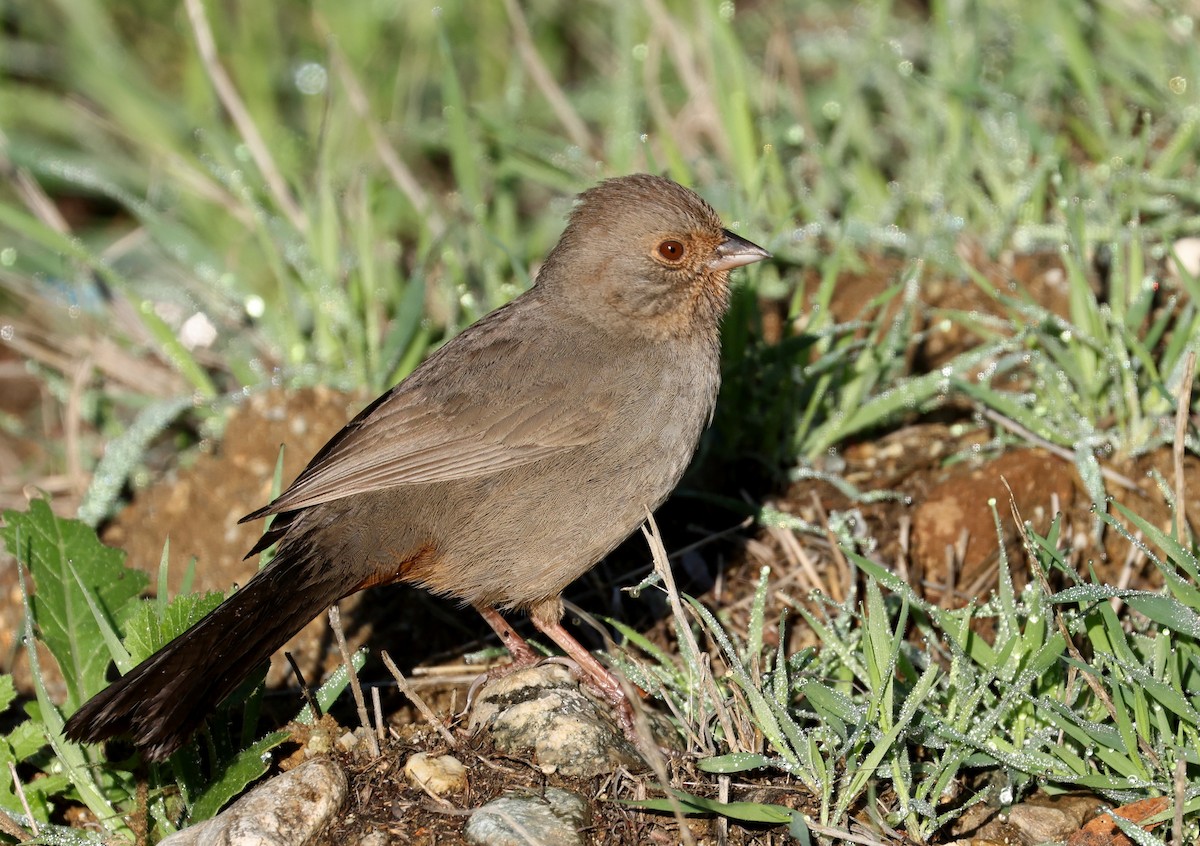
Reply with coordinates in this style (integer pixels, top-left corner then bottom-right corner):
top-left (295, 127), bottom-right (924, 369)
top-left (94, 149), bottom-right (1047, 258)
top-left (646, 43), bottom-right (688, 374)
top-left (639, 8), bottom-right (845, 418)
top-left (184, 0), bottom-right (307, 232)
top-left (371, 685), bottom-right (385, 743)
top-left (284, 652), bottom-right (321, 719)
top-left (1173, 753), bottom-right (1186, 846)
top-left (0, 807), bottom-right (30, 843)
top-left (6, 762), bottom-right (36, 838)
top-left (381, 650), bottom-right (459, 748)
top-left (328, 605), bottom-right (379, 757)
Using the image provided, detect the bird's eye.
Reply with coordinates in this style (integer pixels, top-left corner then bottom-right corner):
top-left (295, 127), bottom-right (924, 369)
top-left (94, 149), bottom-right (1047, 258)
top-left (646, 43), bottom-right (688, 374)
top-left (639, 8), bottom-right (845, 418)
top-left (657, 240), bottom-right (686, 262)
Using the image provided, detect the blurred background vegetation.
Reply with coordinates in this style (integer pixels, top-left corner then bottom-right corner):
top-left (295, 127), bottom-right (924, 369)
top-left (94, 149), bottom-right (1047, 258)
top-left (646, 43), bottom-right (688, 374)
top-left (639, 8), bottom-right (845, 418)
top-left (3, 0), bottom-right (1198, 514)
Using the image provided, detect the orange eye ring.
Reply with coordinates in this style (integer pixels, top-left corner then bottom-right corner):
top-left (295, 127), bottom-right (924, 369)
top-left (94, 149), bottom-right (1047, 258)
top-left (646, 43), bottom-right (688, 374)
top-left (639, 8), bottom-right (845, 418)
top-left (657, 239), bottom-right (686, 262)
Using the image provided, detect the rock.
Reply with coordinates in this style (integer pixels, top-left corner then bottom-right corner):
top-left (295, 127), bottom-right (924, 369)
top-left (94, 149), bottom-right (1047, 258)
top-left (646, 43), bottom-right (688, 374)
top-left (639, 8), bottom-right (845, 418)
top-left (468, 664), bottom-right (644, 778)
top-left (160, 758), bottom-right (347, 846)
top-left (353, 833), bottom-right (389, 846)
top-left (1006, 799), bottom-right (1088, 842)
top-left (465, 787), bottom-right (589, 846)
top-left (404, 752), bottom-right (468, 796)
top-left (949, 792), bottom-right (1102, 845)
top-left (1169, 236), bottom-right (1200, 280)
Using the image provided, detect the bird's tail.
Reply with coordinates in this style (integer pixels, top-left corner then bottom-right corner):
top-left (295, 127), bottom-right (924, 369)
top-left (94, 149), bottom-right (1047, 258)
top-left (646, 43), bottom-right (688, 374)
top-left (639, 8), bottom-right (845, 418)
top-left (63, 543), bottom-right (345, 761)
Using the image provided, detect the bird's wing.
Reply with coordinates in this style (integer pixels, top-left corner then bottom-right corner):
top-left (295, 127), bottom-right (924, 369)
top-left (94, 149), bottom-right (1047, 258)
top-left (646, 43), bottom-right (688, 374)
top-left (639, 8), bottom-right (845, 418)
top-left (242, 307), bottom-right (610, 519)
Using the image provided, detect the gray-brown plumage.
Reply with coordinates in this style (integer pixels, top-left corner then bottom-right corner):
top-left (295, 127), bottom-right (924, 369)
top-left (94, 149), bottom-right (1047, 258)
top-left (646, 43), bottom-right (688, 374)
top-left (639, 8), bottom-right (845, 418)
top-left (64, 174), bottom-right (770, 760)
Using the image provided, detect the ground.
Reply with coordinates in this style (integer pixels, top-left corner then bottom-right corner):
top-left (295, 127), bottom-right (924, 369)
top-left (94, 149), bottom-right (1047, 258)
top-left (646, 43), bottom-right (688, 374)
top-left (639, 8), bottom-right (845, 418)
top-left (0, 248), bottom-right (1191, 844)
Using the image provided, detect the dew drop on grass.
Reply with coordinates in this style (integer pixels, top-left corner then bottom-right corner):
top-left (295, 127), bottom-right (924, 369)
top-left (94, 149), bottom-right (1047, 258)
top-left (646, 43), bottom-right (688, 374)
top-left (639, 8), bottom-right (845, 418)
top-left (294, 62), bottom-right (328, 96)
top-left (0, 247), bottom-right (14, 266)
top-left (245, 295), bottom-right (265, 318)
top-left (0, 325), bottom-right (12, 342)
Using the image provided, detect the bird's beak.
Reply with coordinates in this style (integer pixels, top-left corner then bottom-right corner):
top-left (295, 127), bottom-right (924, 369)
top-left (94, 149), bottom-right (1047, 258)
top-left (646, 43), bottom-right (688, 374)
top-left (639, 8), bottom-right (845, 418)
top-left (708, 229), bottom-right (772, 271)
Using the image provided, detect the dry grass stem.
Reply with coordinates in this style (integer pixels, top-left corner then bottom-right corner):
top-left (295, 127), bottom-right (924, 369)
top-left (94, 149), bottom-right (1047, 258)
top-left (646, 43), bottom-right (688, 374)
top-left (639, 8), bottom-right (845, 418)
top-left (501, 0), bottom-right (594, 155)
top-left (1173, 753), bottom-right (1186, 846)
top-left (183, 0), bottom-right (307, 232)
top-left (810, 492), bottom-right (851, 602)
top-left (317, 24), bottom-right (442, 235)
top-left (380, 650), bottom-right (459, 748)
top-left (371, 685), bottom-right (385, 743)
top-left (981, 407), bottom-right (1141, 491)
top-left (0, 129), bottom-right (71, 235)
top-left (1173, 350), bottom-right (1195, 545)
top-left (328, 604), bottom-right (380, 757)
top-left (0, 807), bottom-right (30, 844)
top-left (5, 762), bottom-right (35, 838)
top-left (642, 511), bottom-right (739, 754)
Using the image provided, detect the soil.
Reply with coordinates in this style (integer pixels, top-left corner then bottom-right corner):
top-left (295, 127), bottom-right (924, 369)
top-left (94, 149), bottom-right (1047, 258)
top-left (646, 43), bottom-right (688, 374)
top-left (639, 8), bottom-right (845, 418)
top-left (1, 246), bottom-right (1195, 844)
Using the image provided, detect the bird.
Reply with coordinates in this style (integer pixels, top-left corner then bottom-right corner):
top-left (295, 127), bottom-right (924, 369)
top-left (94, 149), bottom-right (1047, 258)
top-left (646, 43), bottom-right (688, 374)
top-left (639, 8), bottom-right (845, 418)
top-left (64, 173), bottom-right (771, 760)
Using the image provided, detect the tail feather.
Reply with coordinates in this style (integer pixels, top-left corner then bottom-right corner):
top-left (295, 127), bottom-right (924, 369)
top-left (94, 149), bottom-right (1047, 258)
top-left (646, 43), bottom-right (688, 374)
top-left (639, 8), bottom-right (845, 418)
top-left (63, 545), bottom-right (344, 761)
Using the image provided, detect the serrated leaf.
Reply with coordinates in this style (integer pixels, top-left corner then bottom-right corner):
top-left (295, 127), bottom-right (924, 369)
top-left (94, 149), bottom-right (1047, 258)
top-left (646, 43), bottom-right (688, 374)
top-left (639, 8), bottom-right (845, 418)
top-left (1, 500), bottom-right (149, 710)
top-left (7, 720), bottom-right (47, 761)
top-left (123, 590), bottom-right (226, 664)
top-left (0, 676), bottom-right (15, 713)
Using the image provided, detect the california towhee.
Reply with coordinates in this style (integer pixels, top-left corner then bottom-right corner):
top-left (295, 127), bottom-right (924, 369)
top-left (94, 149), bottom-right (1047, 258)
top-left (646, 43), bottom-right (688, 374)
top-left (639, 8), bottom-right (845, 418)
top-left (65, 173), bottom-right (770, 760)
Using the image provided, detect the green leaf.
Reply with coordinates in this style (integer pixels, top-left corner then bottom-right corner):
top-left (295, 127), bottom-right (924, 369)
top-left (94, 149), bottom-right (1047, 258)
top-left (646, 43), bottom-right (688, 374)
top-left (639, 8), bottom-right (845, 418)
top-left (76, 395), bottom-right (193, 527)
top-left (1124, 595), bottom-right (1200, 639)
top-left (0, 675), bottom-right (15, 713)
top-left (621, 789), bottom-right (795, 824)
top-left (296, 647), bottom-right (368, 724)
top-left (12, 550), bottom-right (131, 837)
top-left (1, 500), bottom-right (149, 710)
top-left (188, 730), bottom-right (289, 821)
top-left (698, 752), bottom-right (773, 773)
top-left (124, 590), bottom-right (226, 664)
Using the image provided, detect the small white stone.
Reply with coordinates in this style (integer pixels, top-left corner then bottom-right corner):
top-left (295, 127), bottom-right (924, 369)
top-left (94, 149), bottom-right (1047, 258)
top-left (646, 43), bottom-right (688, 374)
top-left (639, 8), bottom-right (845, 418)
top-left (404, 752), bottom-right (468, 796)
top-left (1169, 237), bottom-right (1200, 279)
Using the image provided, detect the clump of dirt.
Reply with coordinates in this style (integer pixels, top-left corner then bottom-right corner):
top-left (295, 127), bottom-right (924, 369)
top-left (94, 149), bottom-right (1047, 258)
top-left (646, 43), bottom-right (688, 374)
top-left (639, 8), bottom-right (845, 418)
top-left (103, 386), bottom-right (364, 596)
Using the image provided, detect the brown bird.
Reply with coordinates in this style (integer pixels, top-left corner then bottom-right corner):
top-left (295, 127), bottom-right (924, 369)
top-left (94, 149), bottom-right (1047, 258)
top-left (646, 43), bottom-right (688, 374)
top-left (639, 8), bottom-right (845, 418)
top-left (64, 174), bottom-right (770, 760)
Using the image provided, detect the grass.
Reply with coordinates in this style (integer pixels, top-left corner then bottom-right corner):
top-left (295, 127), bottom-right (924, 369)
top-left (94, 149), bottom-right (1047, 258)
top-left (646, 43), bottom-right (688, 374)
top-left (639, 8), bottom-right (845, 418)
top-left (1, 0), bottom-right (1199, 843)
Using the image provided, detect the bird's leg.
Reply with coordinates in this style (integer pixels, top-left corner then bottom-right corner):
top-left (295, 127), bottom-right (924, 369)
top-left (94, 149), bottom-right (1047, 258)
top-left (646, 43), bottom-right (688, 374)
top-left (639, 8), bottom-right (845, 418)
top-left (474, 604), bottom-right (540, 667)
top-left (464, 605), bottom-right (544, 713)
top-left (528, 605), bottom-right (636, 736)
